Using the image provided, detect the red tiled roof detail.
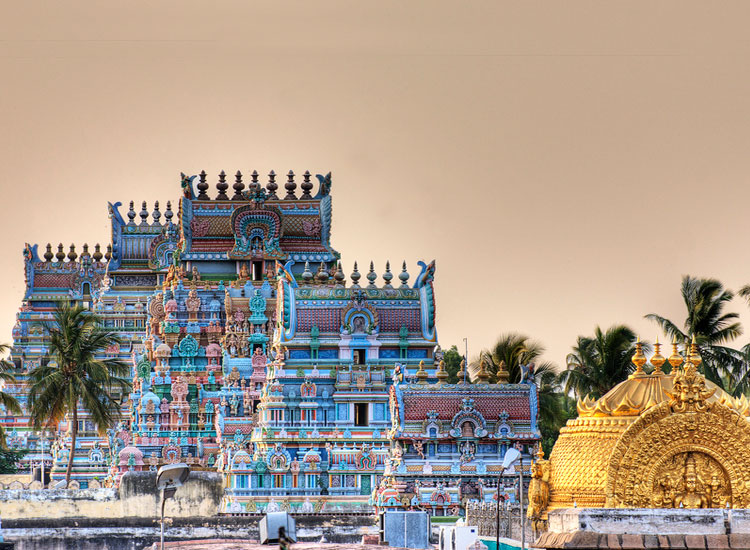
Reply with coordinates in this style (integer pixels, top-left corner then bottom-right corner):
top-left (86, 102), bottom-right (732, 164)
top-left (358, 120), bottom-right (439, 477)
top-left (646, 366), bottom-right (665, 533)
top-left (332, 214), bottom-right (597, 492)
top-left (377, 308), bottom-right (421, 332)
top-left (190, 239), bottom-right (233, 252)
top-left (402, 393), bottom-right (531, 422)
top-left (33, 273), bottom-right (75, 289)
top-left (296, 308), bottom-right (342, 332)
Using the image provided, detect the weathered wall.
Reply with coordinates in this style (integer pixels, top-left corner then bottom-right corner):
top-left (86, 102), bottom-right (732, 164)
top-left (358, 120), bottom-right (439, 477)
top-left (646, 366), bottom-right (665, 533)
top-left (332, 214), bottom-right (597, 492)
top-left (0, 471), bottom-right (223, 520)
top-left (118, 471), bottom-right (223, 518)
top-left (0, 487), bottom-right (121, 519)
top-left (3, 514), bottom-right (377, 550)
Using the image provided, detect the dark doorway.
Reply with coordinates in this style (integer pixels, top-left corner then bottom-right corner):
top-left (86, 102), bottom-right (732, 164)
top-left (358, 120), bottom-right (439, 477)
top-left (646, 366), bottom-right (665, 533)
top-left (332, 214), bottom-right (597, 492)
top-left (354, 403), bottom-right (369, 426)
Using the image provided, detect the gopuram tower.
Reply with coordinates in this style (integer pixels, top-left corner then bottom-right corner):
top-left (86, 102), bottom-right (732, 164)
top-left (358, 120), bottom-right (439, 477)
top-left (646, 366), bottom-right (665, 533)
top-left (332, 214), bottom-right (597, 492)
top-left (7, 169), bottom-right (539, 514)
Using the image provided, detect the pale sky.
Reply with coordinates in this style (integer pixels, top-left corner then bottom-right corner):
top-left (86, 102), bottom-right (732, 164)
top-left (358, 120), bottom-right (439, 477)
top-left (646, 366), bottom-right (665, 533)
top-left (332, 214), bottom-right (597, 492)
top-left (3, 2), bottom-right (750, 367)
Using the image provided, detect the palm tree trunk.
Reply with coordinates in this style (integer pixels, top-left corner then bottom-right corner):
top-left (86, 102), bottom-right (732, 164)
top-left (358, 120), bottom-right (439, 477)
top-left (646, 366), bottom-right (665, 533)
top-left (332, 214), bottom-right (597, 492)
top-left (66, 407), bottom-right (77, 487)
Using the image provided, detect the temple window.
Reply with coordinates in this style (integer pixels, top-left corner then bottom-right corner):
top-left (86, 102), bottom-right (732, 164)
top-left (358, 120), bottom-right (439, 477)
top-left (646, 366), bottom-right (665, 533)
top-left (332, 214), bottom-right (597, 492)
top-left (353, 348), bottom-right (366, 365)
top-left (461, 421), bottom-right (475, 438)
top-left (354, 403), bottom-right (369, 427)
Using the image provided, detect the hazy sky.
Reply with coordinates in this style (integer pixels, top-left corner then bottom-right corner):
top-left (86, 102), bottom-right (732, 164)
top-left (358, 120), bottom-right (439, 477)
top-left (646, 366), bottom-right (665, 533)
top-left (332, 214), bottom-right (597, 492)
top-left (3, 2), bottom-right (750, 367)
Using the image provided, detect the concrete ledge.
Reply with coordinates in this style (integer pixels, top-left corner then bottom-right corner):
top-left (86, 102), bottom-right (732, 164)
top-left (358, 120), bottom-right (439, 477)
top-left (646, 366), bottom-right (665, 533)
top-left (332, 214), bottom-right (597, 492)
top-left (547, 508), bottom-right (728, 535)
top-left (0, 471), bottom-right (223, 520)
top-left (535, 532), bottom-right (729, 549)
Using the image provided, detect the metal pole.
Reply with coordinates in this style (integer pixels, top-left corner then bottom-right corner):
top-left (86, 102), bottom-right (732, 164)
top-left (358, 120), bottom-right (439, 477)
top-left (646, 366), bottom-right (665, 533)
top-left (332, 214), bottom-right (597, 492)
top-left (519, 458), bottom-right (525, 550)
top-left (160, 490), bottom-right (166, 550)
top-left (495, 473), bottom-right (501, 550)
top-left (506, 501), bottom-right (511, 538)
top-left (40, 433), bottom-right (44, 488)
top-left (463, 338), bottom-right (468, 384)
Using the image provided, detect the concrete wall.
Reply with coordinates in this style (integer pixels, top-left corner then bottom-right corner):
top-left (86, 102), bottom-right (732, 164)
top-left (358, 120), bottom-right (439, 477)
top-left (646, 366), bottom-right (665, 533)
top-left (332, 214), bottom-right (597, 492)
top-left (0, 471), bottom-right (223, 520)
top-left (119, 471), bottom-right (223, 518)
top-left (3, 515), bottom-right (378, 550)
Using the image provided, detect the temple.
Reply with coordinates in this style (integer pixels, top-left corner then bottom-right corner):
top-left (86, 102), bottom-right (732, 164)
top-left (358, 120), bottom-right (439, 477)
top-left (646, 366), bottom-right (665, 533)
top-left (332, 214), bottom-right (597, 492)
top-left (5, 169), bottom-right (539, 513)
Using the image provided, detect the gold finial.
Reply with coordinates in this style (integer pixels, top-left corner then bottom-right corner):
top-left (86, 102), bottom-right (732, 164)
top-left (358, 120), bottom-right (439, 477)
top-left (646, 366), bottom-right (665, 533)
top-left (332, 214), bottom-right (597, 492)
top-left (630, 336), bottom-right (647, 378)
top-left (457, 359), bottom-right (466, 383)
top-left (668, 335), bottom-right (684, 369)
top-left (536, 446), bottom-right (545, 461)
top-left (416, 360), bottom-right (428, 384)
top-left (496, 359), bottom-right (510, 385)
top-left (650, 335), bottom-right (665, 375)
top-left (689, 335), bottom-right (702, 368)
top-left (436, 359), bottom-right (448, 384)
top-left (477, 358), bottom-right (490, 384)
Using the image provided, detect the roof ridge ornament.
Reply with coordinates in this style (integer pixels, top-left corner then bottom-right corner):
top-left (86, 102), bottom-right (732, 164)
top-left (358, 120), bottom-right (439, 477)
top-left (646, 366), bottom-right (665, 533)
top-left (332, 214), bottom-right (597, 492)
top-left (630, 336), bottom-right (647, 378)
top-left (650, 336), bottom-right (666, 375)
top-left (667, 337), bottom-right (715, 413)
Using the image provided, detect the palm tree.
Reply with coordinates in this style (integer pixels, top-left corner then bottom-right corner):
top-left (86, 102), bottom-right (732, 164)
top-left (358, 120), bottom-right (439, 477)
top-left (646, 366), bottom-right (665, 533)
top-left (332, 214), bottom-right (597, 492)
top-left (561, 325), bottom-right (642, 400)
top-left (0, 344), bottom-right (22, 449)
top-left (471, 333), bottom-right (567, 454)
top-left (471, 333), bottom-right (556, 385)
top-left (27, 303), bottom-right (131, 486)
top-left (646, 275), bottom-right (743, 394)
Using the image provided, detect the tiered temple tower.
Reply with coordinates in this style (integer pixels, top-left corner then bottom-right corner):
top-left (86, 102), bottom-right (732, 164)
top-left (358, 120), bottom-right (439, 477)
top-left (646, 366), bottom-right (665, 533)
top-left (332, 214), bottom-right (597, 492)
top-left (6, 169), bottom-right (538, 513)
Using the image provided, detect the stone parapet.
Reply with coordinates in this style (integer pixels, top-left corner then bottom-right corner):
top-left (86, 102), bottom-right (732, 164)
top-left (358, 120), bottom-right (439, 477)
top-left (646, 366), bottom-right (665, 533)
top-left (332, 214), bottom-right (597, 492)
top-left (0, 471), bottom-right (222, 520)
top-left (537, 508), bottom-right (750, 550)
top-left (547, 508), bottom-right (728, 535)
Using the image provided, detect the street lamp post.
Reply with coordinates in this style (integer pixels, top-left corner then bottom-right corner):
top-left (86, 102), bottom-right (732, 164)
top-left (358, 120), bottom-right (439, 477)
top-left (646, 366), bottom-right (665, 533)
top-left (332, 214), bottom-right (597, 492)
top-left (156, 463), bottom-right (190, 550)
top-left (519, 457), bottom-right (525, 550)
top-left (499, 448), bottom-right (521, 550)
top-left (39, 431), bottom-right (48, 488)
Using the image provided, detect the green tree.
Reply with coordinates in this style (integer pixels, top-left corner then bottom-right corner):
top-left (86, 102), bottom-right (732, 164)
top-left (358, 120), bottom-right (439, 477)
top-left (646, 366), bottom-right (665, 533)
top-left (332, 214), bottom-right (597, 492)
top-left (561, 325), bottom-right (642, 400)
top-left (646, 275), bottom-right (743, 394)
top-left (27, 303), bottom-right (131, 486)
top-left (443, 345), bottom-right (464, 384)
top-left (0, 343), bottom-right (22, 449)
top-left (0, 449), bottom-right (27, 474)
top-left (471, 333), bottom-right (555, 385)
top-left (471, 333), bottom-right (567, 455)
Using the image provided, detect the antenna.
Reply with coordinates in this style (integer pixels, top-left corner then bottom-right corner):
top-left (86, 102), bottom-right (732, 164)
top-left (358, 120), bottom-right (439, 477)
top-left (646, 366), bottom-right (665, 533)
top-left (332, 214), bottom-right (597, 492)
top-left (463, 337), bottom-right (468, 384)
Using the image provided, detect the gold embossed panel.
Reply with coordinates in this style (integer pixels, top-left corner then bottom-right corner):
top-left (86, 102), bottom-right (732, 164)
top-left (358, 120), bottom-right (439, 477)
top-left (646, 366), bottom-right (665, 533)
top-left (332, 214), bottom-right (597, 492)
top-left (605, 401), bottom-right (750, 508)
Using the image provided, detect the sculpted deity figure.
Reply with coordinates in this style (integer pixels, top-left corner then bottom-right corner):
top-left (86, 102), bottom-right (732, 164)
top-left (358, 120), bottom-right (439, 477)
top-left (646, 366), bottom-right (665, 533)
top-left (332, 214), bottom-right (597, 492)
top-left (391, 441), bottom-right (404, 467)
top-left (710, 473), bottom-right (724, 507)
top-left (674, 454), bottom-right (709, 509)
top-left (655, 473), bottom-right (676, 507)
top-left (527, 448), bottom-right (551, 533)
top-left (460, 441), bottom-right (475, 464)
top-left (413, 439), bottom-right (425, 459)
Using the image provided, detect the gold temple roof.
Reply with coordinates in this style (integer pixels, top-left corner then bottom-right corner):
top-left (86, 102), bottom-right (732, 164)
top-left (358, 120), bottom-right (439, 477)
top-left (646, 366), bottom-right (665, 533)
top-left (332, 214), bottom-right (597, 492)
top-left (576, 370), bottom-right (750, 418)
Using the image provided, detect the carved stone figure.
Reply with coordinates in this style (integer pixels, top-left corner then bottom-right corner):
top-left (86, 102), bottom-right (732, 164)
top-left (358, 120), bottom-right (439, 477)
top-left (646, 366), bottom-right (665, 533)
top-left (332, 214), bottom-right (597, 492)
top-left (527, 448), bottom-right (551, 534)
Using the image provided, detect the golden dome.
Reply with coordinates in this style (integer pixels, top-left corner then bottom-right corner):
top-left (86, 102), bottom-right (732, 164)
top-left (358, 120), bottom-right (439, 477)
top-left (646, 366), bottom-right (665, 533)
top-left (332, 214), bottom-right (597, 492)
top-left (576, 370), bottom-right (750, 418)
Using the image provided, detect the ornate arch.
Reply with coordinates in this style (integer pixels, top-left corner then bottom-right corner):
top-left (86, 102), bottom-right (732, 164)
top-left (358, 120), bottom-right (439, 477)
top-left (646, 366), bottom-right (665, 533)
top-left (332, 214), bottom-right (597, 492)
top-left (605, 387), bottom-right (750, 508)
top-left (228, 204), bottom-right (283, 259)
top-left (449, 399), bottom-right (488, 438)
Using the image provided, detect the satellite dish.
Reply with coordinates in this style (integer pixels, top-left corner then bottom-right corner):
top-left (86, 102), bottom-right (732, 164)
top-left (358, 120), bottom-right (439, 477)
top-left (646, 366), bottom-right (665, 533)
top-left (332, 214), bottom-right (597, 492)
top-left (156, 463), bottom-right (190, 491)
top-left (501, 447), bottom-right (521, 471)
